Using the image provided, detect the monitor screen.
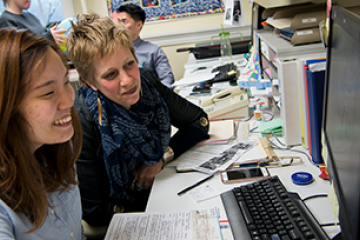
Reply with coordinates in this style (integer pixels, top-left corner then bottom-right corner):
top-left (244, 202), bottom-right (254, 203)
top-left (322, 6), bottom-right (360, 240)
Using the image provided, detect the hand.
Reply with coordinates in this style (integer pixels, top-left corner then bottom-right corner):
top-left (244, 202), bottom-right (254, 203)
top-left (50, 24), bottom-right (67, 45)
top-left (134, 161), bottom-right (163, 190)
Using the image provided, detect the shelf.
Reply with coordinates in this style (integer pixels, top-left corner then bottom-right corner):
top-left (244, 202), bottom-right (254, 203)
top-left (253, 0), bottom-right (326, 9)
top-left (255, 30), bottom-right (325, 60)
top-left (261, 54), bottom-right (277, 71)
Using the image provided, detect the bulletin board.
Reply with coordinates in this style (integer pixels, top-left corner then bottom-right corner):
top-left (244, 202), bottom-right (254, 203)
top-left (107, 0), bottom-right (225, 22)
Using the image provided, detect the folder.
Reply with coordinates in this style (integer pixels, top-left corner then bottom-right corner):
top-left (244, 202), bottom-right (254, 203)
top-left (290, 11), bottom-right (326, 31)
top-left (291, 27), bottom-right (321, 46)
top-left (305, 62), bottom-right (326, 164)
top-left (296, 61), bottom-right (309, 148)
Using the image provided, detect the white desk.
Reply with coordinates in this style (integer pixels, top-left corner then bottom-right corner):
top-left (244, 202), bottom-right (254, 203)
top-left (147, 54), bottom-right (340, 239)
top-left (146, 143), bottom-right (340, 239)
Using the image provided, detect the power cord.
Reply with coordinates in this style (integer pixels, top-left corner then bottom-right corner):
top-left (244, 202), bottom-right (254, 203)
top-left (302, 194), bottom-right (328, 202)
top-left (320, 222), bottom-right (340, 227)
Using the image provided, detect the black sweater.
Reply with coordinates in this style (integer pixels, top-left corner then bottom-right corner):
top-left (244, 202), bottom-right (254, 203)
top-left (74, 68), bottom-right (209, 226)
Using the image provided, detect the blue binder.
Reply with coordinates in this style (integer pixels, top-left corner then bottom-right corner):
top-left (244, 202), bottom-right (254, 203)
top-left (306, 67), bottom-right (326, 164)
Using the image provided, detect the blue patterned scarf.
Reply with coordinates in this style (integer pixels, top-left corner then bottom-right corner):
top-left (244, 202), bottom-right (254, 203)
top-left (79, 76), bottom-right (171, 203)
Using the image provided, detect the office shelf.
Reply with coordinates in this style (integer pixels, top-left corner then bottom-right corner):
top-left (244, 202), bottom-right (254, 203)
top-left (253, 0), bottom-right (326, 9)
top-left (255, 29), bottom-right (326, 146)
top-left (256, 30), bottom-right (324, 60)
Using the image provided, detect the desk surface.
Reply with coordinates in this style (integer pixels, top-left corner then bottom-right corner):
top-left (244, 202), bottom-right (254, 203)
top-left (147, 54), bottom-right (340, 239)
top-left (146, 144), bottom-right (340, 239)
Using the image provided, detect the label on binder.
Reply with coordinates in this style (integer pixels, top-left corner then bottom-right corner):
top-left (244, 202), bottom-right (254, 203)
top-left (297, 30), bottom-right (314, 36)
top-left (302, 18), bottom-right (317, 24)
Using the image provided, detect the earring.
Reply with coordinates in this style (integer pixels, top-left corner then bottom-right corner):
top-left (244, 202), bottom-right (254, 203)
top-left (97, 92), bottom-right (102, 126)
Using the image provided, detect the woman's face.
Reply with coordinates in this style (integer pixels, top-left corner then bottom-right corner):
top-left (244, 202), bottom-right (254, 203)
top-left (19, 48), bottom-right (75, 152)
top-left (89, 46), bottom-right (141, 110)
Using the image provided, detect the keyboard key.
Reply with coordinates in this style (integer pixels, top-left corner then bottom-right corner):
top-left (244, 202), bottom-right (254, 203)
top-left (281, 235), bottom-right (291, 240)
top-left (301, 226), bottom-right (310, 232)
top-left (290, 210), bottom-right (300, 217)
top-left (266, 224), bottom-right (275, 229)
top-left (274, 220), bottom-right (282, 226)
top-left (304, 231), bottom-right (315, 239)
top-left (276, 225), bottom-right (285, 231)
top-left (288, 229), bottom-right (301, 240)
top-left (279, 193), bottom-right (288, 199)
top-left (270, 234), bottom-right (281, 240)
top-left (268, 228), bottom-right (277, 234)
top-left (261, 234), bottom-right (271, 240)
top-left (248, 223), bottom-right (257, 230)
top-left (285, 224), bottom-right (294, 230)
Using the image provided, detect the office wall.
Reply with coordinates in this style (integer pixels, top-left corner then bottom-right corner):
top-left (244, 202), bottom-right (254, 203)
top-left (61, 0), bottom-right (75, 19)
top-left (70, 0), bottom-right (252, 80)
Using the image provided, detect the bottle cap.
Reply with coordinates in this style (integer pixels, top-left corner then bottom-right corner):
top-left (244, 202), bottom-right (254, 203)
top-left (256, 105), bottom-right (261, 111)
top-left (291, 172), bottom-right (314, 185)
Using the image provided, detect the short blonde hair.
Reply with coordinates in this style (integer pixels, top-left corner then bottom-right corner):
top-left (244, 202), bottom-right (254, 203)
top-left (67, 13), bottom-right (137, 87)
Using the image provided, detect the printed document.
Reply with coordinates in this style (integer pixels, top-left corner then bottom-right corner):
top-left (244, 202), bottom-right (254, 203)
top-left (104, 208), bottom-right (222, 240)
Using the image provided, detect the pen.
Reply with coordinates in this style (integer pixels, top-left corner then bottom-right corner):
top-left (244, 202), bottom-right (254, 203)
top-left (177, 174), bottom-right (214, 196)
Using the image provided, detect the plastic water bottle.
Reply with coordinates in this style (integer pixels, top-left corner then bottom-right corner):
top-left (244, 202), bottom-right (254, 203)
top-left (219, 32), bottom-right (232, 58)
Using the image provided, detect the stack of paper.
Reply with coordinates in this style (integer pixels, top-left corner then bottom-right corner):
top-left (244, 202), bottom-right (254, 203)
top-left (104, 208), bottom-right (222, 240)
top-left (168, 140), bottom-right (257, 173)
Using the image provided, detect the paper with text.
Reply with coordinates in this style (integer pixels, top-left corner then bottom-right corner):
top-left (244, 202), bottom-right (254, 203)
top-left (104, 208), bottom-right (222, 240)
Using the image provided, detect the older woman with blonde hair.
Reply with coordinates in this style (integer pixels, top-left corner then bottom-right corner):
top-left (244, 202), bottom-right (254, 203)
top-left (67, 13), bottom-right (209, 227)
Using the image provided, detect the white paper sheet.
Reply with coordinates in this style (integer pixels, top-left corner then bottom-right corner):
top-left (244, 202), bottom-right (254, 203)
top-left (104, 208), bottom-right (222, 240)
top-left (188, 184), bottom-right (219, 202)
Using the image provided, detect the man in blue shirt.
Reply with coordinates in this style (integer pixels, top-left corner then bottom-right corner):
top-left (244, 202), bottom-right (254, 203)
top-left (117, 4), bottom-right (175, 89)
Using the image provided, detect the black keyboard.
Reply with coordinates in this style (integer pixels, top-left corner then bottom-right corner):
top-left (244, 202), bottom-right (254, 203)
top-left (212, 63), bottom-right (239, 82)
top-left (220, 175), bottom-right (329, 240)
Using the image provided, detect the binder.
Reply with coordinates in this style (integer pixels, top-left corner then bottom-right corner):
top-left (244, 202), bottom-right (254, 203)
top-left (305, 63), bottom-right (326, 164)
top-left (296, 61), bottom-right (309, 148)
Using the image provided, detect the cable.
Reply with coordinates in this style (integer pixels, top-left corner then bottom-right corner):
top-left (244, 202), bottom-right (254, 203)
top-left (320, 222), bottom-right (340, 227)
top-left (250, 126), bottom-right (258, 133)
top-left (302, 194), bottom-right (328, 202)
top-left (263, 111), bottom-right (274, 121)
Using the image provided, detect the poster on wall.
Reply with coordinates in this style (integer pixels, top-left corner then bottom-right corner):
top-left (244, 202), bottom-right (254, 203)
top-left (107, 0), bottom-right (225, 22)
top-left (223, 0), bottom-right (244, 26)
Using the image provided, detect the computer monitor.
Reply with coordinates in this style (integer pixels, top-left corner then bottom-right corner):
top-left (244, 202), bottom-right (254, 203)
top-left (322, 6), bottom-right (360, 240)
